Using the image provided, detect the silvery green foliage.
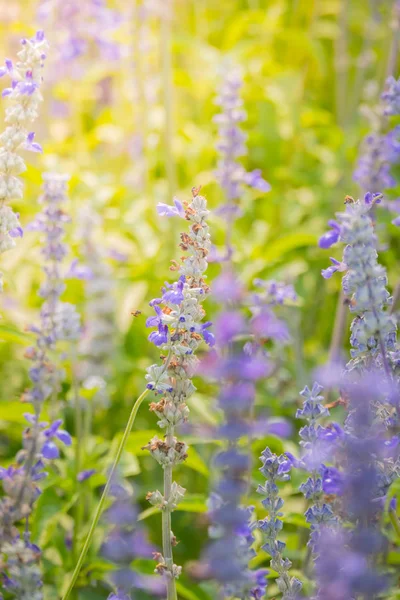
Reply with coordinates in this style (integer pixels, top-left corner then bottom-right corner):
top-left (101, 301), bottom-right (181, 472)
top-left (257, 449), bottom-right (302, 599)
top-left (1, 538), bottom-right (42, 600)
top-left (0, 31), bottom-right (47, 290)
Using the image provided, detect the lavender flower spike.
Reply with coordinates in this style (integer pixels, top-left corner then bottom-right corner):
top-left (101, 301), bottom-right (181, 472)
top-left (257, 448), bottom-right (302, 598)
top-left (214, 64), bottom-right (270, 223)
top-left (295, 383), bottom-right (337, 552)
top-left (144, 187), bottom-right (212, 598)
top-left (0, 31), bottom-right (47, 289)
top-left (0, 174), bottom-right (79, 596)
top-left (320, 193), bottom-right (396, 377)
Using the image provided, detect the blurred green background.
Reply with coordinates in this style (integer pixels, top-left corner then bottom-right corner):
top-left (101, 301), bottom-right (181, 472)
top-left (0, 1), bottom-right (399, 598)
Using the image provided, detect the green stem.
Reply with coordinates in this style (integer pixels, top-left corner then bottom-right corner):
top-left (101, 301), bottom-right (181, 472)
top-left (72, 362), bottom-right (83, 564)
top-left (389, 507), bottom-right (400, 540)
top-left (163, 427), bottom-right (178, 600)
top-left (61, 387), bottom-right (150, 600)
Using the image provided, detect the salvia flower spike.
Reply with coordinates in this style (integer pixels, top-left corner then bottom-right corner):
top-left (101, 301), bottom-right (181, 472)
top-left (295, 383), bottom-right (337, 552)
top-left (320, 192), bottom-right (397, 383)
top-left (0, 173), bottom-right (80, 597)
top-left (256, 448), bottom-right (302, 598)
top-left (145, 187), bottom-right (212, 597)
top-left (0, 31), bottom-right (47, 290)
top-left (214, 64), bottom-right (270, 258)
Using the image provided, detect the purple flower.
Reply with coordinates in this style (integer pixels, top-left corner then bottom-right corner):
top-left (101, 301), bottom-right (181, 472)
top-left (9, 226), bottom-right (23, 238)
top-left (215, 310), bottom-right (245, 344)
top-left (156, 197), bottom-right (185, 218)
top-left (41, 419), bottom-right (72, 459)
top-left (392, 215), bottom-right (400, 226)
top-left (214, 64), bottom-right (270, 224)
top-left (319, 220), bottom-right (340, 249)
top-left (201, 322), bottom-right (215, 347)
top-left (321, 257), bottom-right (347, 279)
top-left (162, 275), bottom-right (185, 304)
top-left (250, 309), bottom-right (289, 342)
top-left (66, 258), bottom-right (93, 280)
top-left (322, 465), bottom-right (344, 495)
top-left (148, 323), bottom-right (169, 347)
top-left (77, 469), bottom-right (96, 482)
top-left (244, 169), bottom-right (271, 192)
top-left (24, 132), bottom-right (43, 153)
top-left (381, 76), bottom-right (400, 116)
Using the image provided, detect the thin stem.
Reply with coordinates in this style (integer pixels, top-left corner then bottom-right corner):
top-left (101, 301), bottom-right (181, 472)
top-left (163, 426), bottom-right (177, 600)
top-left (72, 360), bottom-right (83, 564)
top-left (61, 387), bottom-right (150, 600)
top-left (386, 1), bottom-right (400, 79)
top-left (328, 290), bottom-right (347, 364)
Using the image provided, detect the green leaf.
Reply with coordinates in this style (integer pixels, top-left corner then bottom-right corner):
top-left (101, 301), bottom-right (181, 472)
top-left (254, 232), bottom-right (318, 262)
top-left (0, 324), bottom-right (31, 344)
top-left (138, 494), bottom-right (207, 521)
top-left (183, 447), bottom-right (209, 477)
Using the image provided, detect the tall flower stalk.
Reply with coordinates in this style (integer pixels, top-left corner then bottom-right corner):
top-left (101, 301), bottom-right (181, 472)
top-left (316, 190), bottom-right (400, 597)
top-left (295, 383), bottom-right (337, 552)
top-left (256, 449), bottom-right (301, 599)
top-left (0, 173), bottom-right (80, 597)
top-left (0, 31), bottom-right (47, 291)
top-left (312, 376), bottom-right (394, 599)
top-left (214, 64), bottom-right (270, 258)
top-left (144, 188), bottom-right (213, 599)
top-left (205, 275), bottom-right (270, 598)
top-left (203, 65), bottom-right (275, 598)
top-left (320, 192), bottom-right (397, 409)
top-left (37, 0), bottom-right (122, 75)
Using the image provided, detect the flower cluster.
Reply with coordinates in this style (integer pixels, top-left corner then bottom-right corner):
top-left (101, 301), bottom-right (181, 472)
top-left (204, 270), bottom-right (271, 598)
top-left (214, 65), bottom-right (270, 235)
top-left (0, 31), bottom-right (47, 288)
top-left (144, 187), bottom-right (212, 588)
top-left (207, 493), bottom-right (268, 600)
top-left (319, 193), bottom-right (397, 374)
top-left (353, 127), bottom-right (400, 194)
top-left (0, 174), bottom-right (79, 596)
top-left (37, 0), bottom-right (122, 72)
top-left (294, 383), bottom-right (337, 551)
top-left (354, 75), bottom-right (400, 226)
top-left (382, 75), bottom-right (400, 115)
top-left (256, 448), bottom-right (302, 599)
top-left (313, 380), bottom-right (391, 600)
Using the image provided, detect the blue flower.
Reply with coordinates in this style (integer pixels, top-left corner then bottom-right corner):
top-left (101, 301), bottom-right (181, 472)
top-left (156, 197), bottom-right (185, 218)
top-left (148, 323), bottom-right (169, 347)
top-left (318, 220), bottom-right (340, 248)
